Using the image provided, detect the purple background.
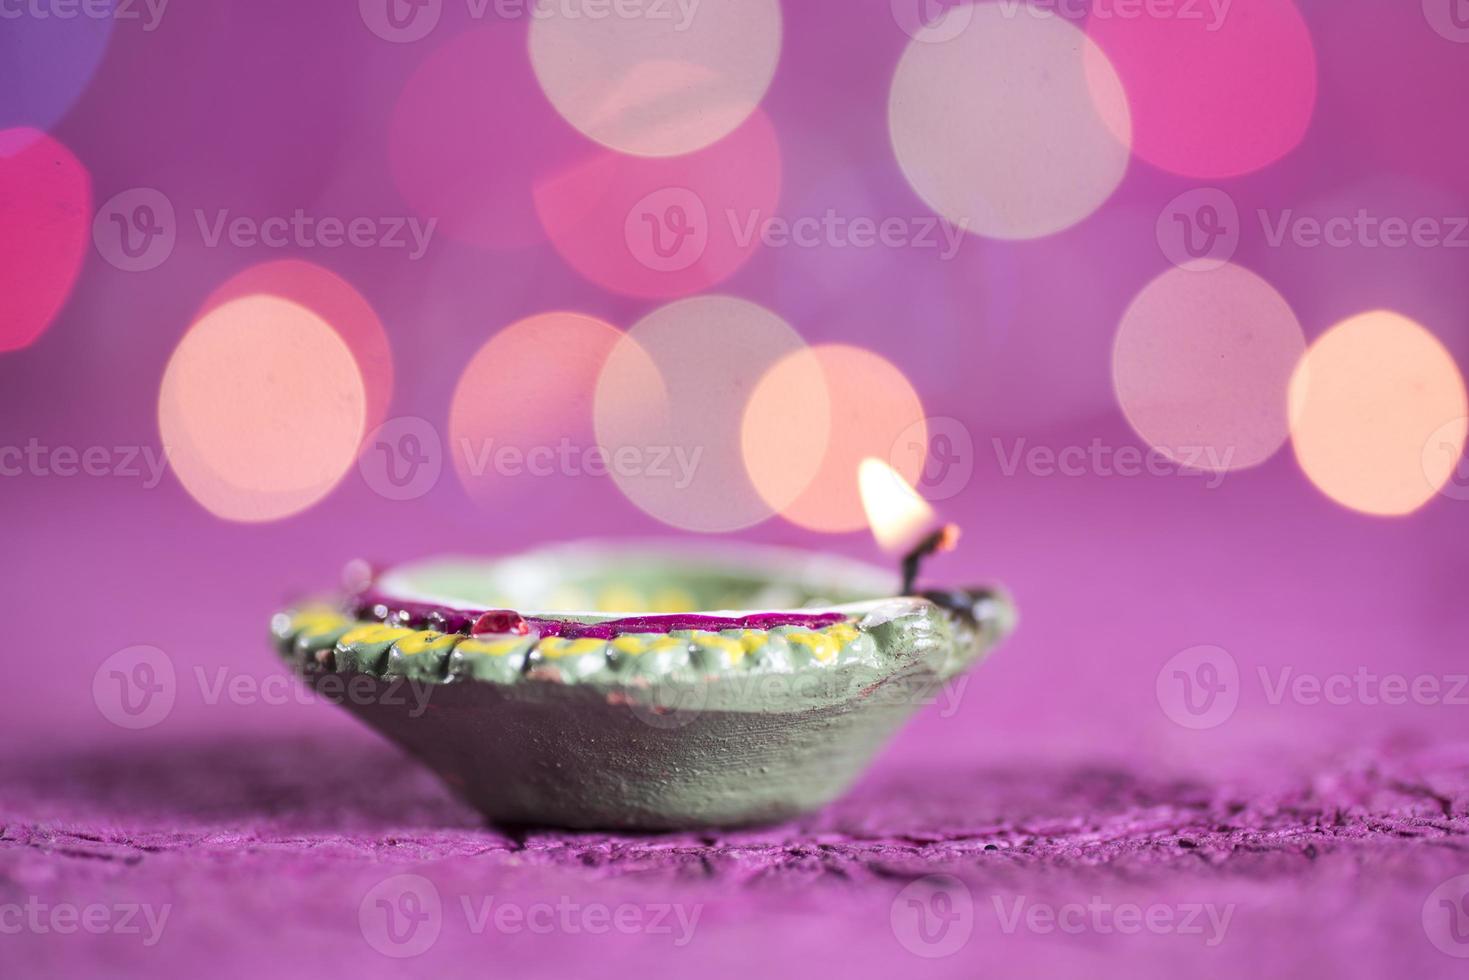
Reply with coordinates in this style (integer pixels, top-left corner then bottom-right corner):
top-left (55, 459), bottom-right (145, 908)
top-left (4, 1), bottom-right (1469, 976)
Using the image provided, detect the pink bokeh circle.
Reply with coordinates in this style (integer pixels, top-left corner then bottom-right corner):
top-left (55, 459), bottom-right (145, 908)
top-left (199, 260), bottom-right (394, 435)
top-left (1113, 263), bottom-right (1305, 472)
top-left (389, 25), bottom-right (590, 250)
top-left (1086, 0), bottom-right (1317, 179)
top-left (0, 129), bottom-right (91, 353)
top-left (533, 110), bottom-right (781, 298)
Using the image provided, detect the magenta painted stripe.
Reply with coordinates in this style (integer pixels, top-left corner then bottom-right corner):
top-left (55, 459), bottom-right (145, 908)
top-left (353, 593), bottom-right (848, 637)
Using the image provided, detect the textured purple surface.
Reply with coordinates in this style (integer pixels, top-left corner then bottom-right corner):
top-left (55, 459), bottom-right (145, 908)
top-left (4, 1), bottom-right (1469, 976)
top-left (5, 730), bottom-right (1469, 977)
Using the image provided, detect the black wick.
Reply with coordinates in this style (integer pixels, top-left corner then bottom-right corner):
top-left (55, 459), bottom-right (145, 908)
top-left (900, 524), bottom-right (961, 595)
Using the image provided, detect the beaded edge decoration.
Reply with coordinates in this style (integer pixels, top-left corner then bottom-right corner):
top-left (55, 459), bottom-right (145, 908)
top-left (270, 605), bottom-right (912, 686)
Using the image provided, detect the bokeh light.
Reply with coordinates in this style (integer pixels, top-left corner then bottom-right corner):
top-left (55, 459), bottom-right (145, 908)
top-left (595, 297), bottom-right (806, 532)
top-left (390, 25), bottom-right (589, 250)
top-left (1086, 0), bottom-right (1317, 179)
top-left (199, 260), bottom-right (393, 433)
top-left (533, 110), bottom-right (781, 298)
top-left (888, 3), bottom-right (1131, 240)
top-left (1113, 264), bottom-right (1306, 472)
top-left (0, 10), bottom-right (114, 137)
top-left (1289, 310), bottom-right (1467, 517)
top-left (450, 312), bottom-right (627, 511)
top-left (527, 0), bottom-right (782, 158)
top-left (0, 129), bottom-right (91, 353)
top-left (159, 296), bottom-right (366, 522)
top-left (1245, 175), bottom-right (1468, 337)
top-left (743, 344), bottom-right (927, 533)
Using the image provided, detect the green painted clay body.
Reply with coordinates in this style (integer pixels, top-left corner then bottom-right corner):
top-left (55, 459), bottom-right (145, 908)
top-left (272, 544), bottom-right (1014, 830)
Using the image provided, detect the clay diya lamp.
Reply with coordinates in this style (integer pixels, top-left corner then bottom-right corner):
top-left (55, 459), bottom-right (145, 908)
top-left (270, 469), bottom-right (1013, 829)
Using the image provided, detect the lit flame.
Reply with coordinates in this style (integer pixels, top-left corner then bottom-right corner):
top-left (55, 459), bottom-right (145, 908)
top-left (858, 457), bottom-right (935, 553)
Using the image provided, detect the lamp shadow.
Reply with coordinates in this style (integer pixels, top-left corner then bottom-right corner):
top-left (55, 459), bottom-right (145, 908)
top-left (0, 730), bottom-right (1232, 853)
